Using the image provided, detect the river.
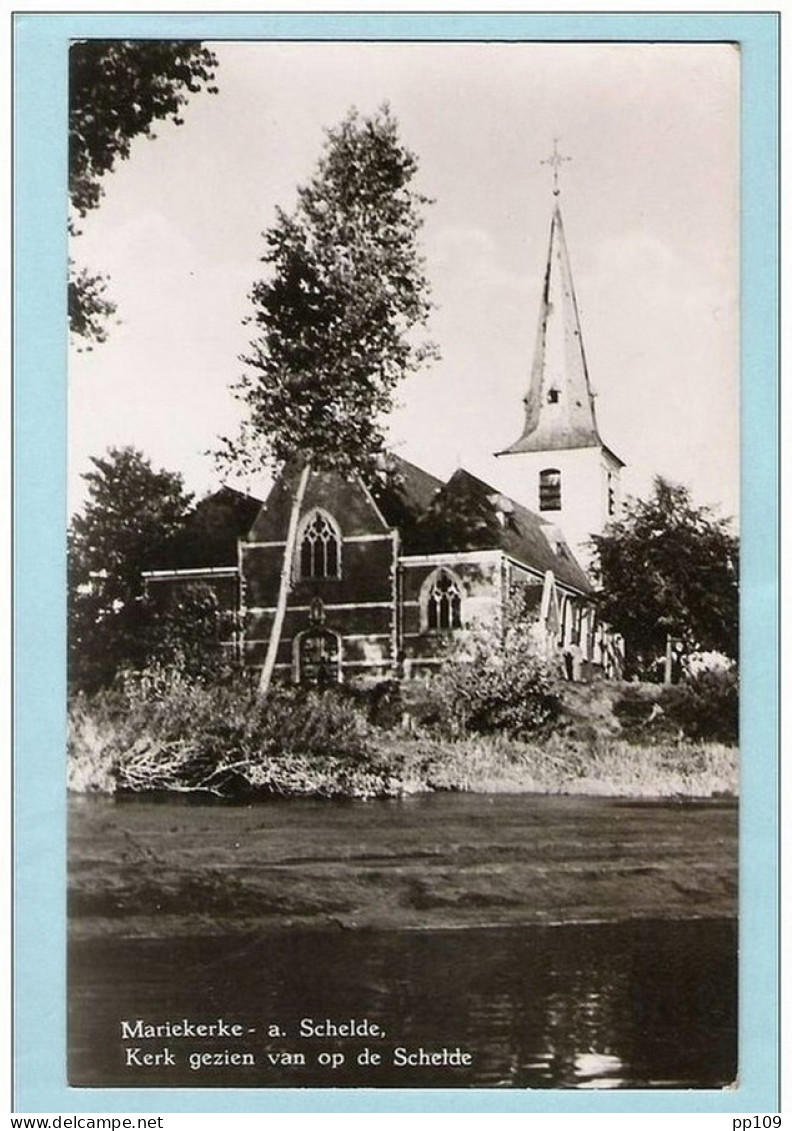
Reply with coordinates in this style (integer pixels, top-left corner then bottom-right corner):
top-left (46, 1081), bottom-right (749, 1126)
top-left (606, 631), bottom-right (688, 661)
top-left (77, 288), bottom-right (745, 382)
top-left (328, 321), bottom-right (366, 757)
top-left (68, 792), bottom-right (737, 1089)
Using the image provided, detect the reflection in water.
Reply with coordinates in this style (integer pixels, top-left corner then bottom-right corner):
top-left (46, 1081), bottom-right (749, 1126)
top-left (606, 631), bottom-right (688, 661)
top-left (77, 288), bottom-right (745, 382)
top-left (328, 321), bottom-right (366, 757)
top-left (574, 1052), bottom-right (625, 1090)
top-left (69, 919), bottom-right (736, 1089)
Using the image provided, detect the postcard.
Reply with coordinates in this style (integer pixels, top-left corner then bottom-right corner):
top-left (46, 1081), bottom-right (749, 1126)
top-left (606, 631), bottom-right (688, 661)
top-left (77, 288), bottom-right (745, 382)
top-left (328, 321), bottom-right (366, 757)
top-left (13, 11), bottom-right (779, 1116)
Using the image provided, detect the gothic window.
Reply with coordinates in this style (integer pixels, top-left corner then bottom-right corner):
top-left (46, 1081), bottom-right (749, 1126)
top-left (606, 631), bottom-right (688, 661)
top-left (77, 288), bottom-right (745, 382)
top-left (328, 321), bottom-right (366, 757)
top-left (422, 568), bottom-right (463, 632)
top-left (539, 468), bottom-right (561, 511)
top-left (607, 471), bottom-right (616, 516)
top-left (298, 510), bottom-right (341, 579)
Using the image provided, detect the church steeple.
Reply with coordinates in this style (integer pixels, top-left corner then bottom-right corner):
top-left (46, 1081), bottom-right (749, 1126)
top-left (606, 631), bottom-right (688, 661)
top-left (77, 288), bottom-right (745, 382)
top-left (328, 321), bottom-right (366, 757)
top-left (493, 149), bottom-right (624, 572)
top-left (498, 200), bottom-right (601, 456)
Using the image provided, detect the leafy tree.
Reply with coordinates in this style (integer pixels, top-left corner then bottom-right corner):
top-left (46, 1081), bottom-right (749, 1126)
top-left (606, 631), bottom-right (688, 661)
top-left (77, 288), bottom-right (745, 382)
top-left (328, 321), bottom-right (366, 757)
top-left (67, 264), bottom-right (116, 344)
top-left (69, 40), bottom-right (218, 343)
top-left (142, 581), bottom-right (234, 682)
top-left (224, 105), bottom-right (436, 694)
top-left (590, 477), bottom-right (739, 676)
top-left (68, 446), bottom-right (193, 691)
top-left (429, 594), bottom-right (560, 739)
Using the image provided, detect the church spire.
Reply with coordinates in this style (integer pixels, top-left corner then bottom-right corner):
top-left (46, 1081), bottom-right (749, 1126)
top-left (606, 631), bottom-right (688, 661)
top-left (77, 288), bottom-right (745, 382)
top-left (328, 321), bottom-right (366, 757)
top-left (498, 169), bottom-right (601, 456)
top-left (493, 152), bottom-right (625, 571)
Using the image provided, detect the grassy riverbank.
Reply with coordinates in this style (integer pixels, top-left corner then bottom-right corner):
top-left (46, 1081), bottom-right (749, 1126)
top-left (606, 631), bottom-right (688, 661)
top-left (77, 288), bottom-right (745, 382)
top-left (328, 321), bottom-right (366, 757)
top-left (68, 676), bottom-right (738, 802)
top-left (370, 731), bottom-right (736, 798)
top-left (69, 716), bottom-right (737, 801)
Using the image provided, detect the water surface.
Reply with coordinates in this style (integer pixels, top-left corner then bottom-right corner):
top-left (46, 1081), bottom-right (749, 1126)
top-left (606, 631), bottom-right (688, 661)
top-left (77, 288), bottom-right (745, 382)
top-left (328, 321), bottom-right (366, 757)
top-left (69, 919), bottom-right (736, 1089)
top-left (69, 792), bottom-right (737, 1089)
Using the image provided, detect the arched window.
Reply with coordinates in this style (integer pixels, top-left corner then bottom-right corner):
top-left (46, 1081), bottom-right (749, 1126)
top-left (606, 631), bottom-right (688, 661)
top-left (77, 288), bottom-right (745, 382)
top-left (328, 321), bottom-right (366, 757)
top-left (539, 468), bottom-right (561, 511)
top-left (422, 568), bottom-right (463, 631)
top-left (298, 510), bottom-right (341, 579)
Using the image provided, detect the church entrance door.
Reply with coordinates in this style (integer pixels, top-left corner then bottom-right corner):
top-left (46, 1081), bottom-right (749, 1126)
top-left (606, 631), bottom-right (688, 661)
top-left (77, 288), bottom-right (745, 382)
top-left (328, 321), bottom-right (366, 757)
top-left (296, 628), bottom-right (341, 686)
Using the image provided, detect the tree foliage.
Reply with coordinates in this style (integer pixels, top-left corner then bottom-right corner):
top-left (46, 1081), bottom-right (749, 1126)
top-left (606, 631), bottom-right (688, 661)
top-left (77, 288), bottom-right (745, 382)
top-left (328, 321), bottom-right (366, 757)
top-left (142, 581), bottom-right (234, 682)
top-left (222, 104), bottom-right (435, 696)
top-left (430, 594), bottom-right (560, 739)
top-left (590, 477), bottom-right (739, 675)
top-left (69, 40), bottom-right (218, 343)
top-left (69, 39), bottom-right (219, 217)
top-left (661, 668), bottom-right (739, 744)
top-left (68, 446), bottom-right (194, 691)
top-left (67, 263), bottom-right (116, 344)
top-left (224, 104), bottom-right (436, 480)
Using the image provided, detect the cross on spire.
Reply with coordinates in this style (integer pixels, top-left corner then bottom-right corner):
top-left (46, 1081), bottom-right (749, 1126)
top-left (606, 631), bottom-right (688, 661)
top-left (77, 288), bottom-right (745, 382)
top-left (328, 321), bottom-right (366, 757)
top-left (541, 138), bottom-right (572, 197)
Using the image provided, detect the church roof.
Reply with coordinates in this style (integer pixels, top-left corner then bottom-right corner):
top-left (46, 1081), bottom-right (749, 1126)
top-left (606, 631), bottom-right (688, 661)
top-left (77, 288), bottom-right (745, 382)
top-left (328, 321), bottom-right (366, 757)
top-left (498, 202), bottom-right (603, 456)
top-left (370, 453), bottom-right (445, 542)
top-left (152, 457), bottom-right (591, 594)
top-left (387, 454), bottom-right (446, 513)
top-left (412, 466), bottom-right (593, 594)
top-left (159, 485), bottom-right (265, 568)
top-left (248, 464), bottom-right (391, 541)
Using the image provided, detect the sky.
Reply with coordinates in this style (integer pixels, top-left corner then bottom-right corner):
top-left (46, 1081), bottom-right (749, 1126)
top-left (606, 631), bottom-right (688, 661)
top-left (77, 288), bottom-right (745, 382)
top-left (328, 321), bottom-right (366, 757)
top-left (69, 40), bottom-right (740, 521)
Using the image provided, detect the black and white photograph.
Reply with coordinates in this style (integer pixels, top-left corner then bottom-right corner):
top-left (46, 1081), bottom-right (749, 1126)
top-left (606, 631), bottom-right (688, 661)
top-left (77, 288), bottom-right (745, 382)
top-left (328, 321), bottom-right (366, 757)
top-left (65, 37), bottom-right (741, 1092)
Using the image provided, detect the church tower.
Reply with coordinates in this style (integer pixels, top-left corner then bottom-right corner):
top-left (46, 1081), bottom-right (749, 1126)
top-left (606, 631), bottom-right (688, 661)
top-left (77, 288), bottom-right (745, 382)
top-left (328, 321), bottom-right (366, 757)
top-left (494, 145), bottom-right (624, 571)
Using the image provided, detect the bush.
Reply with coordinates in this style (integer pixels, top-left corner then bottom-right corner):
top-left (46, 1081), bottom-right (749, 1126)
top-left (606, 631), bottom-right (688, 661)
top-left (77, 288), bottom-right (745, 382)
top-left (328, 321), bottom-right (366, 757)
top-left (425, 602), bottom-right (560, 740)
top-left (610, 682), bottom-right (675, 741)
top-left (140, 581), bottom-right (237, 683)
top-left (661, 667), bottom-right (739, 744)
top-left (67, 667), bottom-right (739, 800)
top-left (67, 692), bottom-right (120, 792)
top-left (68, 668), bottom-right (384, 797)
top-left (335, 678), bottom-right (406, 731)
top-left (682, 650), bottom-right (734, 678)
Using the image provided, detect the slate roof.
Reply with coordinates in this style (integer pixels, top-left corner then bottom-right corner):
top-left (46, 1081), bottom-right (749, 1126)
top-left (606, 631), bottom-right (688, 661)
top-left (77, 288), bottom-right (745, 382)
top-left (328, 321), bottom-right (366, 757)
top-left (385, 454), bottom-right (446, 514)
top-left (369, 454), bottom-right (445, 551)
top-left (154, 457), bottom-right (592, 595)
top-left (160, 486), bottom-right (264, 568)
top-left (414, 467), bottom-right (593, 594)
top-left (498, 206), bottom-right (599, 455)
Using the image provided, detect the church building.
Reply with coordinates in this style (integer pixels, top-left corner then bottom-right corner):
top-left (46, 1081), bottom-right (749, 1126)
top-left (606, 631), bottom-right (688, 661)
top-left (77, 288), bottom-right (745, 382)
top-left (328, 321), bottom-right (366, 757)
top-left (143, 165), bottom-right (625, 685)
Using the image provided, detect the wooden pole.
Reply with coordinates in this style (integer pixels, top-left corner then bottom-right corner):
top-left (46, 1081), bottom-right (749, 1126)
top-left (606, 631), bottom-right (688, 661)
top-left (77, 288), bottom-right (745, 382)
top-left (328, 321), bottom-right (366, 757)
top-left (664, 634), bottom-right (675, 685)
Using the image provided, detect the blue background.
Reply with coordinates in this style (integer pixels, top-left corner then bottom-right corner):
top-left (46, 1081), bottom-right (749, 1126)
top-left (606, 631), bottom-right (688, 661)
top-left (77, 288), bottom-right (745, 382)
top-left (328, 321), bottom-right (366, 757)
top-left (13, 11), bottom-right (779, 1114)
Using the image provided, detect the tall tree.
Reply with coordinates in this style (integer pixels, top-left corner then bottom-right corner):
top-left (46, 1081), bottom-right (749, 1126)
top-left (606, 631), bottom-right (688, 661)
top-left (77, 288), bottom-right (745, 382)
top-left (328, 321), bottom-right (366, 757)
top-left (224, 105), bottom-right (435, 694)
top-left (69, 39), bottom-right (218, 344)
top-left (68, 446), bottom-right (193, 691)
top-left (590, 476), bottom-right (739, 676)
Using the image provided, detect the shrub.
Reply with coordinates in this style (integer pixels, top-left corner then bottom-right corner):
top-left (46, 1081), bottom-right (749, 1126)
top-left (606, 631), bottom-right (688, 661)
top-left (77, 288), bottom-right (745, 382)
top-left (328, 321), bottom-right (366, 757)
top-left (611, 682), bottom-right (676, 741)
top-left (425, 601), bottom-right (560, 740)
top-left (67, 693), bottom-right (119, 792)
top-left (124, 673), bottom-right (374, 762)
top-left (334, 678), bottom-right (406, 731)
top-left (661, 667), bottom-right (739, 744)
top-left (682, 650), bottom-right (735, 678)
top-left (364, 679), bottom-right (405, 730)
top-left (68, 668), bottom-right (384, 797)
